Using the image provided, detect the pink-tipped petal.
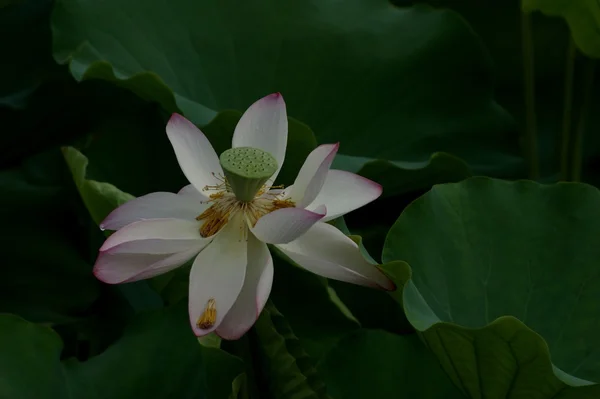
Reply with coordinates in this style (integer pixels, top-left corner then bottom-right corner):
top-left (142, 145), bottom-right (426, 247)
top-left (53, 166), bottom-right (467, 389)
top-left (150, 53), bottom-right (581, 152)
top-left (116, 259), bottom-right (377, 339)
top-left (306, 170), bottom-right (382, 222)
top-left (125, 248), bottom-right (201, 282)
top-left (102, 238), bottom-right (204, 255)
top-left (290, 143), bottom-right (339, 208)
top-left (93, 244), bottom-right (204, 284)
top-left (189, 218), bottom-right (247, 337)
top-left (216, 233), bottom-right (273, 340)
top-left (232, 93), bottom-right (288, 184)
top-left (250, 205), bottom-right (326, 244)
top-left (277, 222), bottom-right (395, 291)
top-left (100, 192), bottom-right (206, 231)
top-left (166, 113), bottom-right (223, 195)
top-left (100, 219), bottom-right (202, 251)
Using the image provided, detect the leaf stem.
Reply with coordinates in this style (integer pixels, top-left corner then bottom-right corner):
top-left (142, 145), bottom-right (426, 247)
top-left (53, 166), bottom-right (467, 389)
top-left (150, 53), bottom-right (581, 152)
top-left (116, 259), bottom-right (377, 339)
top-left (560, 39), bottom-right (577, 181)
top-left (570, 57), bottom-right (596, 182)
top-left (521, 12), bottom-right (539, 179)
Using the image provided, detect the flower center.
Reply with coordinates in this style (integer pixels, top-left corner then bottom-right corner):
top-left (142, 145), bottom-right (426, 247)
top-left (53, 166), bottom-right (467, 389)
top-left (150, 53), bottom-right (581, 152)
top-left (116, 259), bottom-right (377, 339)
top-left (195, 147), bottom-right (294, 238)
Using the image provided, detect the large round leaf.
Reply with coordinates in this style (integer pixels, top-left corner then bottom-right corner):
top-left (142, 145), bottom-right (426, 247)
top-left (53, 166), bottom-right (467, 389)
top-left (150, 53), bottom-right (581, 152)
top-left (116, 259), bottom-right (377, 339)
top-left (52, 0), bottom-right (519, 173)
top-left (319, 329), bottom-right (465, 398)
top-left (0, 314), bottom-right (69, 398)
top-left (0, 303), bottom-right (244, 399)
top-left (382, 177), bottom-right (600, 397)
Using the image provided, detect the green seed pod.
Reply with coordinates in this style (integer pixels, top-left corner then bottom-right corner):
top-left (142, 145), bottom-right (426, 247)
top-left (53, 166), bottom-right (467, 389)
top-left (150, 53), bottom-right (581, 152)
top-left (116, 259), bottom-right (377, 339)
top-left (219, 147), bottom-right (278, 202)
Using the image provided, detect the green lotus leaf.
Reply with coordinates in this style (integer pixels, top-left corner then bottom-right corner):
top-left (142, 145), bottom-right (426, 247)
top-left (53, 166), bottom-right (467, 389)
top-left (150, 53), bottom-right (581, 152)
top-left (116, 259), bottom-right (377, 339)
top-left (51, 0), bottom-right (519, 174)
top-left (382, 177), bottom-right (600, 397)
top-left (0, 303), bottom-right (244, 399)
top-left (318, 329), bottom-right (465, 398)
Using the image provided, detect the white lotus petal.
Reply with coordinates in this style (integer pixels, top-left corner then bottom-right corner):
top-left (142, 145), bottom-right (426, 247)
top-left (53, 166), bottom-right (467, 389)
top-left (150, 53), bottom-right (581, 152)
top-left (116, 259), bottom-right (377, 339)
top-left (166, 113), bottom-right (223, 195)
top-left (178, 184), bottom-right (209, 202)
top-left (290, 143), bottom-right (339, 208)
top-left (216, 233), bottom-right (273, 339)
top-left (232, 93), bottom-right (288, 184)
top-left (277, 222), bottom-right (394, 290)
top-left (306, 169), bottom-right (382, 222)
top-left (101, 192), bottom-right (205, 231)
top-left (94, 244), bottom-right (205, 284)
top-left (188, 217), bottom-right (247, 336)
top-left (250, 205), bottom-right (326, 244)
top-left (100, 218), bottom-right (202, 251)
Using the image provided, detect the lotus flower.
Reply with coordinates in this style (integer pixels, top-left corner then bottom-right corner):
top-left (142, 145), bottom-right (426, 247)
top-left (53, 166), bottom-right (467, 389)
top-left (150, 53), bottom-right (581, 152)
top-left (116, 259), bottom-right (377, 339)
top-left (94, 93), bottom-right (394, 339)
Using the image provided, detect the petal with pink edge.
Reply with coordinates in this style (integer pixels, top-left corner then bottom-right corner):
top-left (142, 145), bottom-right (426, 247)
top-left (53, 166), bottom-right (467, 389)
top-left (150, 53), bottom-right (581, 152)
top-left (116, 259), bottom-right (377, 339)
top-left (166, 113), bottom-right (223, 195)
top-left (100, 218), bottom-right (202, 251)
top-left (290, 143), bottom-right (339, 208)
top-left (232, 93), bottom-right (288, 184)
top-left (94, 244), bottom-right (204, 284)
top-left (276, 222), bottom-right (394, 291)
top-left (101, 237), bottom-right (203, 255)
top-left (306, 170), bottom-right (382, 222)
top-left (188, 218), bottom-right (247, 337)
top-left (100, 192), bottom-right (206, 231)
top-left (250, 205), bottom-right (326, 244)
top-left (216, 233), bottom-right (273, 340)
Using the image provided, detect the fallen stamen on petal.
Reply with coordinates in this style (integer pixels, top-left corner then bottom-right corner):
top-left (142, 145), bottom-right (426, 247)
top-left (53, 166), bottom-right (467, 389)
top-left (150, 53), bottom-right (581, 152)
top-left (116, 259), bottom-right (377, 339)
top-left (197, 298), bottom-right (217, 329)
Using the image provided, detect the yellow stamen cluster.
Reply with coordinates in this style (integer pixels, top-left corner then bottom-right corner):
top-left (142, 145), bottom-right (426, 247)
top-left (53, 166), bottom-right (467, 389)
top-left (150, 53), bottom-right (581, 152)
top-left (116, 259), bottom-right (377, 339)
top-left (272, 198), bottom-right (295, 210)
top-left (196, 204), bottom-right (231, 238)
top-left (196, 175), bottom-right (295, 238)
